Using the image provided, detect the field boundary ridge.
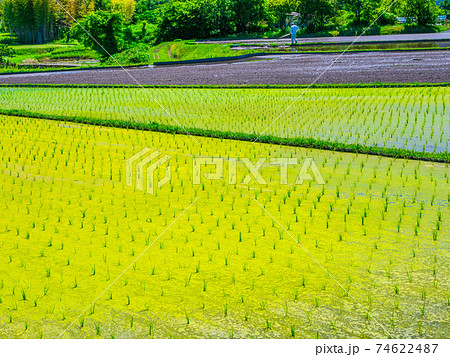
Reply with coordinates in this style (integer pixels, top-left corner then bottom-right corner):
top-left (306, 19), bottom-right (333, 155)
top-left (1, 83), bottom-right (449, 89)
top-left (1, 109), bottom-right (448, 163)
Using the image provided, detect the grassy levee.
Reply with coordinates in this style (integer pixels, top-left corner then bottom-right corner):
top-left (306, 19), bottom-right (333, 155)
top-left (1, 108), bottom-right (449, 163)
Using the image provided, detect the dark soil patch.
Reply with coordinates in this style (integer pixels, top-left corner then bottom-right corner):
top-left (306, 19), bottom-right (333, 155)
top-left (0, 51), bottom-right (449, 85)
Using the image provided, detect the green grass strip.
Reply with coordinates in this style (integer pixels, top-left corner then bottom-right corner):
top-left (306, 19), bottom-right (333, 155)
top-left (1, 109), bottom-right (448, 163)
top-left (0, 83), bottom-right (449, 89)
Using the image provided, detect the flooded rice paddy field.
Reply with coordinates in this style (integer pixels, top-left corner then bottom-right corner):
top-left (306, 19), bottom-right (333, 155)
top-left (0, 116), bottom-right (448, 338)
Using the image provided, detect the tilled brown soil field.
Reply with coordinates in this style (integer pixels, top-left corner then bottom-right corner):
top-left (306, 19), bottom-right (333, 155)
top-left (1, 50), bottom-right (449, 85)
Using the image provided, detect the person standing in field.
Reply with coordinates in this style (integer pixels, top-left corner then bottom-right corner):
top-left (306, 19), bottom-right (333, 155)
top-left (290, 24), bottom-right (299, 45)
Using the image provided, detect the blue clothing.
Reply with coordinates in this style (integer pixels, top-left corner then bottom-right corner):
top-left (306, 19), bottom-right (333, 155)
top-left (290, 25), bottom-right (299, 45)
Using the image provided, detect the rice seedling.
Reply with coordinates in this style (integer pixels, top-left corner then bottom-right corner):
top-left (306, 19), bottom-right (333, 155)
top-left (148, 323), bottom-right (153, 336)
top-left (95, 323), bottom-right (101, 336)
top-left (265, 317), bottom-right (272, 329)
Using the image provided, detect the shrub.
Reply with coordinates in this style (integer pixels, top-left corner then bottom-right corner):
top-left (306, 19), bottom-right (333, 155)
top-left (0, 44), bottom-right (14, 64)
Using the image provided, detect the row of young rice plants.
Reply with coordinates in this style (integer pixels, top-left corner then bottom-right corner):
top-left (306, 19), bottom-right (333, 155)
top-left (0, 86), bottom-right (448, 155)
top-left (0, 114), bottom-right (448, 338)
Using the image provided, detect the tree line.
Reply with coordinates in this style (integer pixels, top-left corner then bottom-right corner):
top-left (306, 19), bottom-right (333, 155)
top-left (0, 0), bottom-right (444, 48)
top-left (0, 0), bottom-right (134, 44)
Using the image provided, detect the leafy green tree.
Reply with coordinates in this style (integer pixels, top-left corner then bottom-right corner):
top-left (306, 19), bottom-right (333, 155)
top-left (404, 0), bottom-right (437, 26)
top-left (73, 10), bottom-right (124, 56)
top-left (338, 0), bottom-right (385, 25)
top-left (338, 0), bottom-right (364, 25)
top-left (266, 0), bottom-right (301, 29)
top-left (94, 0), bottom-right (112, 11)
top-left (155, 0), bottom-right (212, 41)
top-left (298, 0), bottom-right (336, 32)
top-left (211, 0), bottom-right (234, 36)
top-left (154, 0), bottom-right (234, 42)
top-left (441, 0), bottom-right (450, 13)
top-left (231, 0), bottom-right (265, 33)
top-left (135, 0), bottom-right (167, 22)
